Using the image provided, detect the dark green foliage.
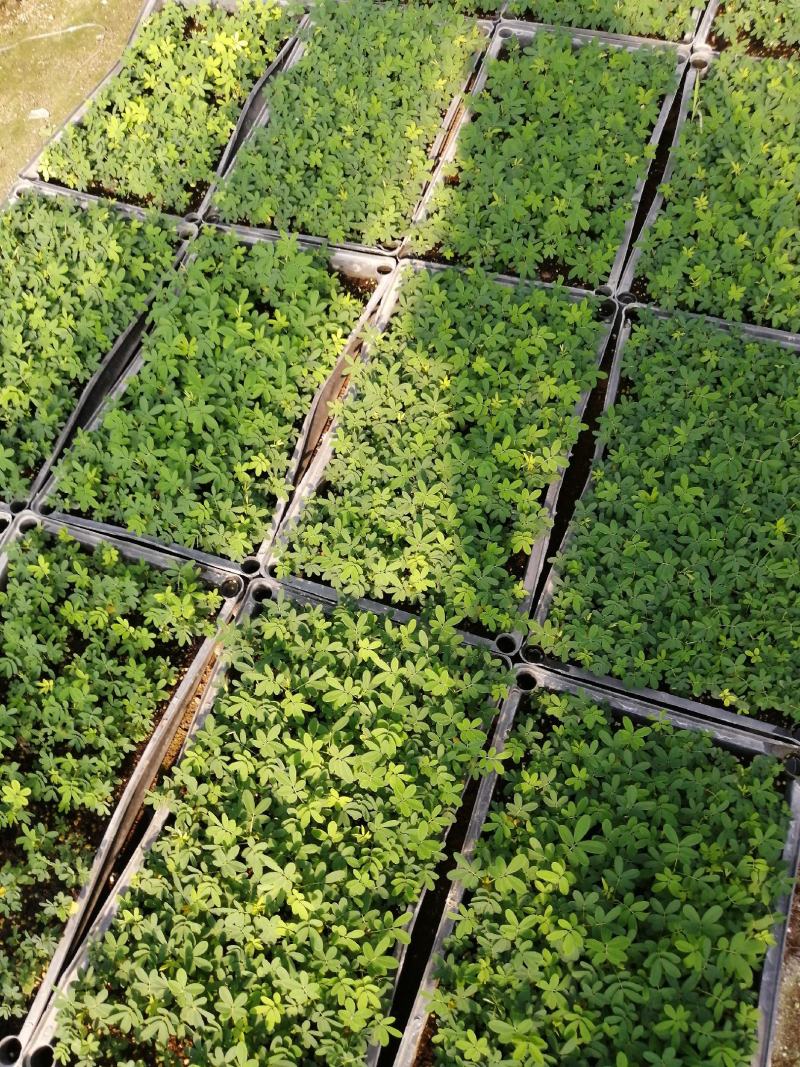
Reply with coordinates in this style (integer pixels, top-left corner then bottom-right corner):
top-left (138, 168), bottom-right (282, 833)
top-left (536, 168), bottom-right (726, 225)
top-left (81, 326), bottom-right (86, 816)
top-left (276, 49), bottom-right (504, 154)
top-left (505, 0), bottom-right (697, 41)
top-left (412, 31), bottom-right (678, 286)
top-left (48, 232), bottom-right (366, 561)
top-left (0, 192), bottom-right (175, 502)
top-left (532, 312), bottom-right (800, 719)
top-left (713, 0), bottom-right (800, 50)
top-left (429, 690), bottom-right (790, 1067)
top-left (276, 267), bottom-right (605, 633)
top-left (54, 598), bottom-right (510, 1065)
top-left (635, 54), bottom-right (800, 331)
top-left (0, 527), bottom-right (220, 1024)
top-left (215, 0), bottom-right (483, 245)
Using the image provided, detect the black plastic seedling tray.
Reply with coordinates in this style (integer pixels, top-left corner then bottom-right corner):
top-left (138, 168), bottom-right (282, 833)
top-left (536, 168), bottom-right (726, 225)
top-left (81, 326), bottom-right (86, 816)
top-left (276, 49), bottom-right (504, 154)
top-left (0, 508), bottom-right (12, 546)
top-left (693, 0), bottom-right (800, 57)
top-left (526, 303), bottom-right (800, 742)
top-left (496, 5), bottom-right (703, 44)
top-left (402, 18), bottom-right (691, 294)
top-left (19, 575), bottom-right (516, 1067)
top-left (615, 47), bottom-right (705, 308)
top-left (268, 567), bottom-right (515, 657)
top-left (695, 0), bottom-right (723, 47)
top-left (32, 223), bottom-right (396, 578)
top-left (18, 0), bottom-right (303, 222)
top-left (0, 180), bottom-right (196, 515)
top-left (267, 255), bottom-right (617, 655)
top-left (618, 48), bottom-right (800, 346)
top-left (391, 661), bottom-right (800, 1067)
top-left (205, 14), bottom-right (494, 255)
top-left (0, 511), bottom-right (244, 1067)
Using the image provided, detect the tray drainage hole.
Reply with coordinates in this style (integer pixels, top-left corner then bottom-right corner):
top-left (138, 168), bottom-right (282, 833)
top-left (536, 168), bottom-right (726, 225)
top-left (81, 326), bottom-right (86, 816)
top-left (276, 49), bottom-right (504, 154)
top-left (29, 1048), bottom-right (54, 1067)
top-left (377, 263), bottom-right (393, 275)
top-left (786, 756), bottom-right (800, 778)
top-left (0, 1038), bottom-right (22, 1066)
top-left (19, 517), bottom-right (39, 533)
top-left (241, 557), bottom-right (260, 576)
top-left (595, 285), bottom-right (613, 297)
top-left (253, 586), bottom-right (273, 604)
top-left (495, 633), bottom-right (517, 655)
top-left (618, 290), bottom-right (636, 306)
top-left (499, 27), bottom-right (512, 37)
top-left (598, 299), bottom-right (616, 321)
top-left (220, 577), bottom-right (242, 599)
top-left (690, 47), bottom-right (712, 72)
top-left (10, 501), bottom-right (25, 514)
top-left (518, 673), bottom-right (538, 693)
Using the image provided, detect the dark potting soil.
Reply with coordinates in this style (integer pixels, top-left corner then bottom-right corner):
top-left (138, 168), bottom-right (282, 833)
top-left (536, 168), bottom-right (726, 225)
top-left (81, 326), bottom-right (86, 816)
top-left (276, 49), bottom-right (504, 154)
top-left (627, 273), bottom-right (652, 303)
top-left (414, 1014), bottom-right (439, 1067)
top-left (183, 14), bottom-right (204, 38)
top-left (184, 180), bottom-right (210, 216)
top-left (506, 549), bottom-right (529, 582)
top-left (708, 6), bottom-right (799, 59)
top-left (76, 171), bottom-right (206, 217)
top-left (416, 240), bottom-right (596, 291)
top-left (338, 272), bottom-right (378, 301)
top-left (536, 256), bottom-right (592, 291)
top-left (716, 34), bottom-right (798, 59)
top-left (83, 179), bottom-right (154, 210)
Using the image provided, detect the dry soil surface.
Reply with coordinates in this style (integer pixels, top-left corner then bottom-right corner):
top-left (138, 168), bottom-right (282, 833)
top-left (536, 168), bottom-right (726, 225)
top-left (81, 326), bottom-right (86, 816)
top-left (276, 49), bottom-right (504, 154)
top-left (0, 0), bottom-right (140, 198)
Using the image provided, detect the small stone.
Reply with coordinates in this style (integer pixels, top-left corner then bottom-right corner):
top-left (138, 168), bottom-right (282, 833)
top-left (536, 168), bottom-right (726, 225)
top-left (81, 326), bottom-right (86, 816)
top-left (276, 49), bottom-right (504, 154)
top-left (28, 108), bottom-right (50, 121)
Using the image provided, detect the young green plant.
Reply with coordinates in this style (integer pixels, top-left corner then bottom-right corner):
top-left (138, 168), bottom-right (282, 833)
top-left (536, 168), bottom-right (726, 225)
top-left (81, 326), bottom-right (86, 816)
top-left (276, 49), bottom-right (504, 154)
top-left (504, 0), bottom-right (697, 41)
top-left (274, 267), bottom-right (606, 634)
top-left (634, 53), bottom-right (800, 331)
top-left (215, 0), bottom-right (484, 246)
top-left (712, 0), bottom-right (800, 51)
top-left (0, 192), bottom-right (175, 503)
top-left (38, 0), bottom-right (293, 214)
top-left (412, 30), bottom-right (679, 287)
top-left (427, 689), bottom-right (791, 1066)
top-left (54, 598), bottom-right (511, 1065)
top-left (531, 311), bottom-right (800, 719)
top-left (0, 527), bottom-right (220, 1025)
top-left (48, 232), bottom-right (367, 561)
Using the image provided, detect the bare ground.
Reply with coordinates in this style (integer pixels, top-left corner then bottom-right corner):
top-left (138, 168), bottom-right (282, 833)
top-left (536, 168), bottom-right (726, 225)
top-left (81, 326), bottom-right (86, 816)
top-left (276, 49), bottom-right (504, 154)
top-left (0, 0), bottom-right (141, 198)
top-left (772, 864), bottom-right (800, 1067)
